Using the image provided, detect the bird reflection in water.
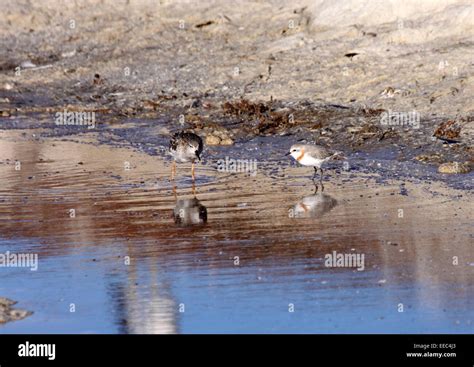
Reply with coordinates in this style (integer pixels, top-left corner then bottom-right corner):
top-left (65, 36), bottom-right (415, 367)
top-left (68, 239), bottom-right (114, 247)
top-left (291, 192), bottom-right (337, 219)
top-left (173, 197), bottom-right (207, 226)
top-left (171, 169), bottom-right (207, 227)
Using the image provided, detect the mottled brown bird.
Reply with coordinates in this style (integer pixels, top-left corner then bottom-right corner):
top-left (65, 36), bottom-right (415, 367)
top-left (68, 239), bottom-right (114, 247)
top-left (169, 131), bottom-right (203, 181)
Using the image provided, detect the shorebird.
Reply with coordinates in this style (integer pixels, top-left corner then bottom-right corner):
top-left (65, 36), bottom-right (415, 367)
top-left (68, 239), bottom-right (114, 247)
top-left (169, 131), bottom-right (203, 181)
top-left (291, 193), bottom-right (337, 218)
top-left (286, 143), bottom-right (342, 191)
top-left (173, 197), bottom-right (207, 226)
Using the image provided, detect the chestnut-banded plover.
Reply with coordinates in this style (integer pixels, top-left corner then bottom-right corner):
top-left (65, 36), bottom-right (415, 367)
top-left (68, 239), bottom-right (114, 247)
top-left (287, 143), bottom-right (342, 191)
top-left (169, 131), bottom-right (203, 181)
top-left (291, 193), bottom-right (337, 218)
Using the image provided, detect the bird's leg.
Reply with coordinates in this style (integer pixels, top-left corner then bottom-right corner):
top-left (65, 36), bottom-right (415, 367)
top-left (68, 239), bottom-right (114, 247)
top-left (313, 182), bottom-right (319, 194)
top-left (171, 161), bottom-right (176, 180)
top-left (312, 167), bottom-right (319, 193)
top-left (312, 167), bottom-right (318, 182)
top-left (191, 162), bottom-right (195, 182)
top-left (173, 183), bottom-right (177, 201)
top-left (320, 168), bottom-right (324, 192)
top-left (192, 180), bottom-right (196, 196)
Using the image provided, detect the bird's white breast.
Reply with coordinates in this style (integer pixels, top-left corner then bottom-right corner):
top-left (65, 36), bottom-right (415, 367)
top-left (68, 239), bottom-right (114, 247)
top-left (298, 154), bottom-right (324, 167)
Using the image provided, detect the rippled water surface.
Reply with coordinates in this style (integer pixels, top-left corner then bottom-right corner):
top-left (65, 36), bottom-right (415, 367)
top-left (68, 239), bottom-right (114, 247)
top-left (0, 132), bottom-right (473, 333)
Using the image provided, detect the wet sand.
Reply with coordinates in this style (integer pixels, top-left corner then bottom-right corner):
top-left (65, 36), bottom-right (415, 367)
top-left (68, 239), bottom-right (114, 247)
top-left (0, 130), bottom-right (472, 333)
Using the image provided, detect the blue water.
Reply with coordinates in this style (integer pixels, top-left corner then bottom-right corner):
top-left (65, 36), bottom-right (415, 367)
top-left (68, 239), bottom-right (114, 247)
top-left (1, 237), bottom-right (472, 334)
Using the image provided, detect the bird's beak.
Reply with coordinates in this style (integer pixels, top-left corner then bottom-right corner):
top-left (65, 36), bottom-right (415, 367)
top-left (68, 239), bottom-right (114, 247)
top-left (285, 152), bottom-right (291, 156)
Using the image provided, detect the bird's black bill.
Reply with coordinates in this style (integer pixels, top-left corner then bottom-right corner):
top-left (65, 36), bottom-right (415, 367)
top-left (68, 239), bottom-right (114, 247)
top-left (285, 152), bottom-right (291, 156)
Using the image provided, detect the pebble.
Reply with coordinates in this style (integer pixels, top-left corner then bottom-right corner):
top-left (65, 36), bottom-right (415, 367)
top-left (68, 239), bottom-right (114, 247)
top-left (205, 129), bottom-right (234, 146)
top-left (0, 297), bottom-right (32, 324)
top-left (438, 162), bottom-right (471, 174)
top-left (20, 60), bottom-right (37, 69)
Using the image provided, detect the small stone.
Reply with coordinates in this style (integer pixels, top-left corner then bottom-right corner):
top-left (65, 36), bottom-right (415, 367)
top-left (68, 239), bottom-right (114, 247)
top-left (415, 154), bottom-right (441, 163)
top-left (0, 297), bottom-right (32, 324)
top-left (438, 162), bottom-right (471, 174)
top-left (220, 137), bottom-right (234, 145)
top-left (434, 120), bottom-right (461, 141)
top-left (20, 60), bottom-right (37, 69)
top-left (347, 126), bottom-right (362, 133)
top-left (61, 50), bottom-right (77, 58)
top-left (205, 133), bottom-right (221, 145)
top-left (205, 129), bottom-right (234, 146)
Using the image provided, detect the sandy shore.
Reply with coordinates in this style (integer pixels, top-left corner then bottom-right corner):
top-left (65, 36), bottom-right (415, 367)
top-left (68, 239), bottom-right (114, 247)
top-left (0, 0), bottom-right (472, 332)
top-left (1, 0), bottom-right (473, 177)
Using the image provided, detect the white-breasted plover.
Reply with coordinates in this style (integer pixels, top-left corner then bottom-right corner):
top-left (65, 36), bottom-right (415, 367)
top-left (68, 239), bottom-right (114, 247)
top-left (287, 143), bottom-right (342, 191)
top-left (169, 131), bottom-right (203, 181)
top-left (291, 193), bottom-right (337, 218)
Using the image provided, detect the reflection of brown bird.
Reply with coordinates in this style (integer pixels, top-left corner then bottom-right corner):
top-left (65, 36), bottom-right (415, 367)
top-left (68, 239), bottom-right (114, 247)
top-left (291, 193), bottom-right (337, 219)
top-left (173, 198), bottom-right (207, 226)
top-left (169, 131), bottom-right (203, 181)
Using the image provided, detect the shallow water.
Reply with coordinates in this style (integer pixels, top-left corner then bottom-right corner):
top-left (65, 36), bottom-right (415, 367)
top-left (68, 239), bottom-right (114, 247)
top-left (0, 131), bottom-right (472, 333)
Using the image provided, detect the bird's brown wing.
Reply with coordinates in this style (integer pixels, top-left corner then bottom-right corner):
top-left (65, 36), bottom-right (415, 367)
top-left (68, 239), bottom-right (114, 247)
top-left (307, 145), bottom-right (332, 159)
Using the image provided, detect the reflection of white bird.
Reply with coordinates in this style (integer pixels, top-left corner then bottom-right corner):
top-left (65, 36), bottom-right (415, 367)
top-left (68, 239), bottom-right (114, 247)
top-left (291, 193), bottom-right (337, 218)
top-left (173, 198), bottom-right (207, 226)
top-left (287, 144), bottom-right (343, 191)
